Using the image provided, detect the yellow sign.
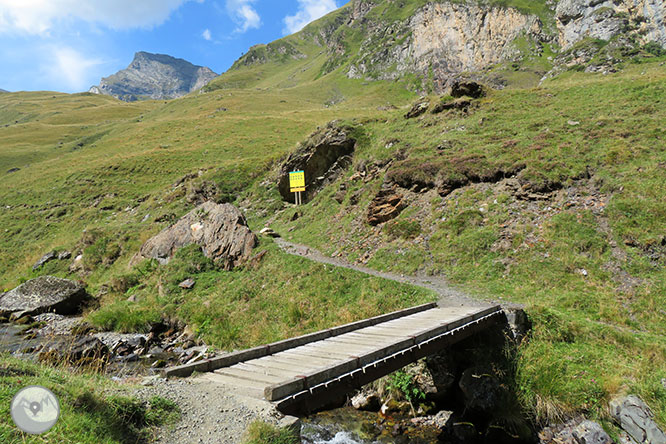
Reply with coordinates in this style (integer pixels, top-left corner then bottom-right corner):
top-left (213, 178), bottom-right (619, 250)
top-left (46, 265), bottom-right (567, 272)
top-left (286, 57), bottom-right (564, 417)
top-left (289, 171), bottom-right (305, 192)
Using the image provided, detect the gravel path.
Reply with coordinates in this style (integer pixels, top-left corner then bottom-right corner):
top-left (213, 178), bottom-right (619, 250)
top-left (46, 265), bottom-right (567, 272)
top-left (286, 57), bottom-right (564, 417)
top-left (129, 375), bottom-right (285, 444)
top-left (275, 238), bottom-right (489, 308)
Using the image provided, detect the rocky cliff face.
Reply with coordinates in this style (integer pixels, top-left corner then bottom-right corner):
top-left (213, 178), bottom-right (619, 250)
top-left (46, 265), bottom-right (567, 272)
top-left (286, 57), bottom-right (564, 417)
top-left (556, 0), bottom-right (666, 49)
top-left (90, 52), bottom-right (218, 102)
top-left (213, 0), bottom-right (666, 94)
top-left (347, 2), bottom-right (547, 90)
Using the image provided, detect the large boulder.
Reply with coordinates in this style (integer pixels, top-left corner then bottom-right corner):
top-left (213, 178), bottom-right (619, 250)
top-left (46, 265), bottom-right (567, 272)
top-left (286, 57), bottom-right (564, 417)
top-left (610, 395), bottom-right (666, 444)
top-left (140, 202), bottom-right (257, 270)
top-left (278, 121), bottom-right (356, 204)
top-left (0, 276), bottom-right (89, 318)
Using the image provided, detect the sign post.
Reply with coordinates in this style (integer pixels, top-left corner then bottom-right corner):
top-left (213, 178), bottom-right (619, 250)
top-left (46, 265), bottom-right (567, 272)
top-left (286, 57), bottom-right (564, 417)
top-left (289, 171), bottom-right (305, 205)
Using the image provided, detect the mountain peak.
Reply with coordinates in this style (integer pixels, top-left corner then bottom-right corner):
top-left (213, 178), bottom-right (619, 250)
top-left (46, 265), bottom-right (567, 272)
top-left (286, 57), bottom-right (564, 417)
top-left (90, 51), bottom-right (218, 102)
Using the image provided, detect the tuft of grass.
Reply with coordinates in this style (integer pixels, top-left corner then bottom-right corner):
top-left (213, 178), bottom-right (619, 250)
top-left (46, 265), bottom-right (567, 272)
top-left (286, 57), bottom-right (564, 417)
top-left (243, 421), bottom-right (299, 444)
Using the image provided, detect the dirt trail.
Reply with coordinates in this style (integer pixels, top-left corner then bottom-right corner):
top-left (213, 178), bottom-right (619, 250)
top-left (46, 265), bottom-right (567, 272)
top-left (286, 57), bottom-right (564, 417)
top-left (275, 238), bottom-right (491, 308)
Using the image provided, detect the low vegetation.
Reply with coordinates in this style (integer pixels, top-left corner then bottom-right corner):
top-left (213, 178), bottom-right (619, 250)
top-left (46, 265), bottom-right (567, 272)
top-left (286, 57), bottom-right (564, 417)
top-left (0, 353), bottom-right (179, 444)
top-left (243, 421), bottom-right (299, 444)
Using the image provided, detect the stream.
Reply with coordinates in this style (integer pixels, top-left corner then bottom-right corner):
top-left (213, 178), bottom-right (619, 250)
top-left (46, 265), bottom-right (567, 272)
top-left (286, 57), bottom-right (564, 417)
top-left (301, 407), bottom-right (442, 444)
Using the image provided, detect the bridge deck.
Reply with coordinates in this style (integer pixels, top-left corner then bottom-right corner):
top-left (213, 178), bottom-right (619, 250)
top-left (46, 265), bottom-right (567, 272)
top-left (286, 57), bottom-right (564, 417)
top-left (181, 304), bottom-right (502, 410)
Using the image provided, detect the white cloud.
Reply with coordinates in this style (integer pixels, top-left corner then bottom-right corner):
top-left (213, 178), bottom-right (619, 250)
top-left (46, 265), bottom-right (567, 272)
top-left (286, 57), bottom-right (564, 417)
top-left (0, 0), bottom-right (194, 35)
top-left (283, 0), bottom-right (337, 35)
top-left (43, 47), bottom-right (106, 91)
top-left (225, 0), bottom-right (261, 33)
top-left (202, 28), bottom-right (212, 40)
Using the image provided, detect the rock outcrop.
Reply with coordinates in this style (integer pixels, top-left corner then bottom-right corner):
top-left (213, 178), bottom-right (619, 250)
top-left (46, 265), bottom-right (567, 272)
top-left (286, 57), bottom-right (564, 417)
top-left (0, 276), bottom-right (89, 318)
top-left (90, 51), bottom-right (218, 102)
top-left (367, 188), bottom-right (406, 225)
top-left (139, 202), bottom-right (257, 270)
top-left (610, 395), bottom-right (666, 444)
top-left (345, 2), bottom-right (545, 91)
top-left (556, 0), bottom-right (666, 50)
top-left (278, 122), bottom-right (356, 204)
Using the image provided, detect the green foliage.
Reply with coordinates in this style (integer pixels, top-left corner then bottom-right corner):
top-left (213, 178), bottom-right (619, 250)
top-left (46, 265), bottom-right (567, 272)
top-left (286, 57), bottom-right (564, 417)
top-left (387, 370), bottom-right (426, 405)
top-left (243, 421), bottom-right (298, 444)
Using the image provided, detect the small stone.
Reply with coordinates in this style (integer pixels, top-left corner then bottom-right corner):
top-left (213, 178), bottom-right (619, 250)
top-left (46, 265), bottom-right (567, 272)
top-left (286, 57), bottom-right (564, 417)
top-left (57, 251), bottom-right (71, 260)
top-left (568, 120), bottom-right (581, 126)
top-left (259, 227), bottom-right (280, 238)
top-left (179, 279), bottom-right (196, 290)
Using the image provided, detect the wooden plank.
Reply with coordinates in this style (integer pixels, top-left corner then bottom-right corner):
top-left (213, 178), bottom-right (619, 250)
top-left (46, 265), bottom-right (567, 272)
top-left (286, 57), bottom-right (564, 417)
top-left (233, 362), bottom-right (301, 379)
top-left (278, 348), bottom-right (347, 362)
top-left (215, 367), bottom-right (285, 385)
top-left (250, 357), bottom-right (324, 374)
top-left (271, 350), bottom-right (341, 365)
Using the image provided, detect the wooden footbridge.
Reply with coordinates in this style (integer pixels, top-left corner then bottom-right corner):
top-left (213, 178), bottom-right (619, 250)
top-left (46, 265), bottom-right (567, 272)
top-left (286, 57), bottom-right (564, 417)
top-left (163, 303), bottom-right (504, 414)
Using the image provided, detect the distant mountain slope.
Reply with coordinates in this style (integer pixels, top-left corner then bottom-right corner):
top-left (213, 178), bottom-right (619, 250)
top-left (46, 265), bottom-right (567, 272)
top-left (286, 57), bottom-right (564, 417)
top-left (90, 51), bottom-right (218, 102)
top-left (0, 89), bottom-right (8, 93)
top-left (207, 0), bottom-right (666, 93)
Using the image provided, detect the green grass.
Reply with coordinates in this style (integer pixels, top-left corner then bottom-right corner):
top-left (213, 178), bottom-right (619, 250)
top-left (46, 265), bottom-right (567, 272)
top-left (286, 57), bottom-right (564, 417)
top-left (243, 421), bottom-right (298, 444)
top-left (264, 60), bottom-right (666, 426)
top-left (87, 242), bottom-right (435, 349)
top-left (0, 353), bottom-right (179, 444)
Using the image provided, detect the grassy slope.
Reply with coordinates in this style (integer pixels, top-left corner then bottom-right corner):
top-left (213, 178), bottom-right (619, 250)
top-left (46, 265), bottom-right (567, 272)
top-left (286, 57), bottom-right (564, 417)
top-left (264, 60), bottom-right (666, 425)
top-left (0, 0), bottom-right (664, 432)
top-left (0, 353), bottom-right (179, 444)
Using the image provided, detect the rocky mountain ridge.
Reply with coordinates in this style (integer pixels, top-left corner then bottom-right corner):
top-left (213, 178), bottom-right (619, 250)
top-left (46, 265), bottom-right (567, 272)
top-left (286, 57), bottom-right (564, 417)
top-left (0, 88), bottom-right (8, 93)
top-left (90, 51), bottom-right (218, 102)
top-left (223, 0), bottom-right (666, 92)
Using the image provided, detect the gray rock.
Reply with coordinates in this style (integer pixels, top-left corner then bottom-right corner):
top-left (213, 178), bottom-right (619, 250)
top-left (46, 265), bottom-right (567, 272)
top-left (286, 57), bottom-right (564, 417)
top-left (91, 51), bottom-right (218, 102)
top-left (556, 0), bottom-right (666, 50)
top-left (57, 251), bottom-right (72, 260)
top-left (140, 202), bottom-right (257, 270)
top-left (404, 101), bottom-right (430, 119)
top-left (259, 227), bottom-right (280, 238)
top-left (610, 395), bottom-right (666, 444)
top-left (0, 276), bottom-right (88, 318)
top-left (572, 420), bottom-right (613, 444)
top-left (351, 390), bottom-right (380, 411)
top-left (179, 279), bottom-right (196, 290)
top-left (39, 337), bottom-right (109, 365)
top-left (32, 251), bottom-right (57, 270)
top-left (277, 121), bottom-right (356, 204)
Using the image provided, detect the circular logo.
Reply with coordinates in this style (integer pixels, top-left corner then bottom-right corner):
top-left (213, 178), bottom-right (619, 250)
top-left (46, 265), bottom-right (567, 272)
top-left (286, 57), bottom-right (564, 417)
top-left (10, 386), bottom-right (60, 434)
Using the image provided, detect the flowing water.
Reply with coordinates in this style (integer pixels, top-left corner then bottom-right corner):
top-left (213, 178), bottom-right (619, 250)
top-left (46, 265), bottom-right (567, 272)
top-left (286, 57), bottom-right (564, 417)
top-left (301, 407), bottom-right (441, 444)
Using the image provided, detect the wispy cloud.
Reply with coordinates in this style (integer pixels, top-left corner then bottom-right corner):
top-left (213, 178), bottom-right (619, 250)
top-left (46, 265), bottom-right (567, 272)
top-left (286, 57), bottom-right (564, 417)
top-left (202, 28), bottom-right (212, 40)
top-left (0, 0), bottom-right (194, 35)
top-left (283, 0), bottom-right (337, 35)
top-left (42, 46), bottom-right (106, 91)
top-left (225, 0), bottom-right (261, 33)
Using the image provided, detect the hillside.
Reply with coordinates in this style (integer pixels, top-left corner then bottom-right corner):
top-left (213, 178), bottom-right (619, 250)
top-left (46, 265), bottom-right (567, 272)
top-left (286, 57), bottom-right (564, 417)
top-left (90, 52), bottom-right (218, 101)
top-left (0, 0), bottom-right (665, 440)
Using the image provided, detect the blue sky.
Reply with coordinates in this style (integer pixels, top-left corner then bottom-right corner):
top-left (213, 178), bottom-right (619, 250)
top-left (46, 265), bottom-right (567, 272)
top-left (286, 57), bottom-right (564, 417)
top-left (0, 0), bottom-right (343, 93)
